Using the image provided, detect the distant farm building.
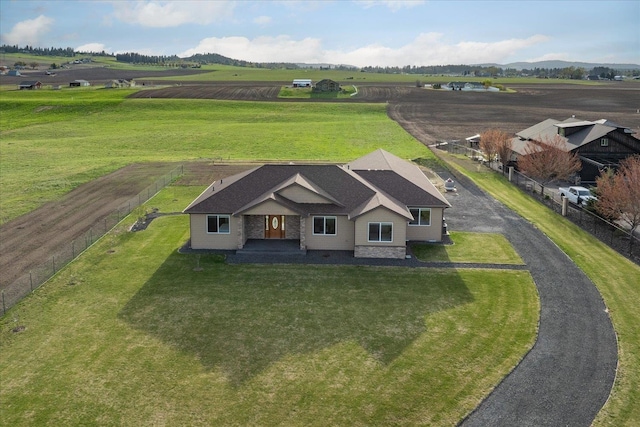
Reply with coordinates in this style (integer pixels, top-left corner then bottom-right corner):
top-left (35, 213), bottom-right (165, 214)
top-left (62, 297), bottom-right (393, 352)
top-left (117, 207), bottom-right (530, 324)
top-left (292, 79), bottom-right (312, 88)
top-left (19, 81), bottom-right (42, 90)
top-left (7, 70), bottom-right (21, 76)
top-left (70, 79), bottom-right (90, 87)
top-left (314, 79), bottom-right (341, 92)
top-left (105, 79), bottom-right (136, 88)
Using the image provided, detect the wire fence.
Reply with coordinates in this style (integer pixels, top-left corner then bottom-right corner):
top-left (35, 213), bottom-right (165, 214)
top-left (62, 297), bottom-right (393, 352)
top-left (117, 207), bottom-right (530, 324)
top-left (437, 141), bottom-right (639, 265)
top-left (1, 165), bottom-right (184, 316)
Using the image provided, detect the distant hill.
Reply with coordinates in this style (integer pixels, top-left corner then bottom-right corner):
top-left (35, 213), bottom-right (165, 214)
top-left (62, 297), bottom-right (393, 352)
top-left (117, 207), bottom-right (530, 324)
top-left (479, 60), bottom-right (640, 71)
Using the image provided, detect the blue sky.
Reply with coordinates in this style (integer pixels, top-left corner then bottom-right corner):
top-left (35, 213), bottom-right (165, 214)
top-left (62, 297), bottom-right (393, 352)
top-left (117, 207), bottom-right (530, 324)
top-left (1, 1), bottom-right (638, 67)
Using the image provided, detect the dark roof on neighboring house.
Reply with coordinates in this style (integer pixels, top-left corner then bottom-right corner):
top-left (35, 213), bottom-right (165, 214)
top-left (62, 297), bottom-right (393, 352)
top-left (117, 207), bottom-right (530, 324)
top-left (184, 149), bottom-right (450, 218)
top-left (511, 117), bottom-right (635, 155)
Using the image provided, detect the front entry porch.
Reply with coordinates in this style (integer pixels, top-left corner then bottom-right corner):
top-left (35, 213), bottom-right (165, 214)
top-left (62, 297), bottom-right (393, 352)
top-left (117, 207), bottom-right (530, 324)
top-left (236, 239), bottom-right (306, 256)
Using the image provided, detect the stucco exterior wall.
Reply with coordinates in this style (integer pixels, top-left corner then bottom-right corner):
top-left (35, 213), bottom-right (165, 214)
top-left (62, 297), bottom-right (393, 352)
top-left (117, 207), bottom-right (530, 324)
top-left (279, 186), bottom-right (332, 204)
top-left (405, 208), bottom-right (445, 242)
top-left (241, 200), bottom-right (299, 216)
top-left (353, 208), bottom-right (407, 247)
top-left (189, 214), bottom-right (239, 250)
top-left (305, 215), bottom-right (354, 250)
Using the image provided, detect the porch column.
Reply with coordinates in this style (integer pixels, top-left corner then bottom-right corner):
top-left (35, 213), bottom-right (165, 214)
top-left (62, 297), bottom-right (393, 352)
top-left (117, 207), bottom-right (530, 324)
top-left (299, 216), bottom-right (306, 250)
top-left (236, 215), bottom-right (244, 249)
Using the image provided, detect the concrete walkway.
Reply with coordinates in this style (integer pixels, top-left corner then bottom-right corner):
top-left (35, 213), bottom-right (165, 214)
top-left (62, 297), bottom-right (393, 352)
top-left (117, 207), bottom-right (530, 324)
top-left (442, 170), bottom-right (618, 427)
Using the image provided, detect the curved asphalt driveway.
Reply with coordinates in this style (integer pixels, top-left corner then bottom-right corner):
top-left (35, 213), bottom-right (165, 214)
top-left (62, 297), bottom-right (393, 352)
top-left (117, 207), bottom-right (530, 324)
top-left (219, 163), bottom-right (618, 425)
top-left (442, 170), bottom-right (618, 426)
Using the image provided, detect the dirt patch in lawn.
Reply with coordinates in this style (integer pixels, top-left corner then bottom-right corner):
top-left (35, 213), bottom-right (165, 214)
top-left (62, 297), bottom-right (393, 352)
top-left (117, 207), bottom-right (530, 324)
top-left (0, 162), bottom-right (255, 294)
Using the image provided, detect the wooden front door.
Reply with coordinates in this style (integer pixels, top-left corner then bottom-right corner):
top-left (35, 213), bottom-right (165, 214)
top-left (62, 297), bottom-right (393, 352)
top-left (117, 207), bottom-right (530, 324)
top-left (265, 215), bottom-right (285, 239)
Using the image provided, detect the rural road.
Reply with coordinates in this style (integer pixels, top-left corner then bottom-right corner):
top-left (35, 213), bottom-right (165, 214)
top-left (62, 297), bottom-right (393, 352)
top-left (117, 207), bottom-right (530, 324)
top-left (436, 165), bottom-right (618, 426)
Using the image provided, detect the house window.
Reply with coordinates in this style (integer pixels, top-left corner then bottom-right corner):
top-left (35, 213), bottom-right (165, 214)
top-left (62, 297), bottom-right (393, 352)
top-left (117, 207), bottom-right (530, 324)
top-left (207, 215), bottom-right (230, 234)
top-left (368, 222), bottom-right (393, 242)
top-left (313, 216), bottom-right (337, 235)
top-left (601, 138), bottom-right (609, 147)
top-left (409, 208), bottom-right (431, 226)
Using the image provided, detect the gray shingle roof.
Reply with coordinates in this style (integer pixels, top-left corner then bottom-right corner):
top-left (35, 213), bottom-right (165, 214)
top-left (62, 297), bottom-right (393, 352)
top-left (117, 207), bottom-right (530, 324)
top-left (184, 149), bottom-right (450, 218)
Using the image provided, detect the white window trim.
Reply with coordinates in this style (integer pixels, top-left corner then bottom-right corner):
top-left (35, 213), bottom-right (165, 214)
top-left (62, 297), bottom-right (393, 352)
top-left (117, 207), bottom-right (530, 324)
top-left (312, 215), bottom-right (337, 236)
top-left (206, 214), bottom-right (231, 234)
top-left (367, 222), bottom-right (393, 242)
top-left (409, 208), bottom-right (432, 226)
top-left (601, 137), bottom-right (609, 147)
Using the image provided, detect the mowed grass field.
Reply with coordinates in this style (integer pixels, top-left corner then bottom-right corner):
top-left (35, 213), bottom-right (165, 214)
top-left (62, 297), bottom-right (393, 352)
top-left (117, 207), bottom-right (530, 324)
top-left (3, 81), bottom-right (636, 424)
top-left (0, 184), bottom-right (539, 426)
top-left (0, 89), bottom-right (427, 224)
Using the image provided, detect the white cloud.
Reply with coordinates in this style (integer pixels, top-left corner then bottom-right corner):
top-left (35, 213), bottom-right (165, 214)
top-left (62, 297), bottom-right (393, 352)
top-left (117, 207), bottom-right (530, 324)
top-left (76, 43), bottom-right (110, 53)
top-left (356, 0), bottom-right (425, 11)
top-left (323, 33), bottom-right (550, 67)
top-left (179, 35), bottom-right (324, 63)
top-left (179, 32), bottom-right (551, 67)
top-left (253, 15), bottom-right (272, 25)
top-left (110, 0), bottom-right (236, 28)
top-left (1, 15), bottom-right (53, 45)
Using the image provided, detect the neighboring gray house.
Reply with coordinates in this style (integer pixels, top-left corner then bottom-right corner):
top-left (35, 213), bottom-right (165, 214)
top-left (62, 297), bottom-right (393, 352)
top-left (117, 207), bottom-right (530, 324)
top-left (184, 149), bottom-right (451, 259)
top-left (510, 117), bottom-right (640, 183)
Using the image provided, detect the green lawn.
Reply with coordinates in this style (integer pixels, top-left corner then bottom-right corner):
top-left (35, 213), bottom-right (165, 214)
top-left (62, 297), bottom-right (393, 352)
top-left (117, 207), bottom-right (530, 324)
top-left (0, 185), bottom-right (539, 426)
top-left (412, 231), bottom-right (524, 264)
top-left (441, 154), bottom-right (640, 426)
top-left (0, 89), bottom-right (429, 223)
top-left (278, 85), bottom-right (357, 99)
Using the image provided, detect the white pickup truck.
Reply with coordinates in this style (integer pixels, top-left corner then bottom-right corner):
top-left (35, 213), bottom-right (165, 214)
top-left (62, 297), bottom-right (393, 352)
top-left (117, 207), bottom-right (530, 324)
top-left (558, 186), bottom-right (596, 206)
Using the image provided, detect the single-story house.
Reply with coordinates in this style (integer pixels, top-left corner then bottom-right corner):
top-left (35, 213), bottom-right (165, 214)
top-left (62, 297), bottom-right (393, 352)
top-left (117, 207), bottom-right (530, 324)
top-left (292, 79), bottom-right (312, 88)
top-left (104, 79), bottom-right (135, 88)
top-left (510, 117), bottom-right (640, 183)
top-left (314, 79), bottom-right (341, 92)
top-left (19, 81), bottom-right (42, 90)
top-left (184, 149), bottom-right (451, 259)
top-left (69, 79), bottom-right (90, 87)
top-left (7, 70), bottom-right (21, 76)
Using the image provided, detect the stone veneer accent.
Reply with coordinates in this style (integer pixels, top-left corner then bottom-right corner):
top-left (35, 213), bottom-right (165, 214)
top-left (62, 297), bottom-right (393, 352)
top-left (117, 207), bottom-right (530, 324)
top-left (285, 215), bottom-right (300, 239)
top-left (245, 215), bottom-right (265, 239)
top-left (244, 215), bottom-right (301, 241)
top-left (236, 215), bottom-right (244, 249)
top-left (354, 245), bottom-right (406, 259)
top-left (299, 217), bottom-right (306, 250)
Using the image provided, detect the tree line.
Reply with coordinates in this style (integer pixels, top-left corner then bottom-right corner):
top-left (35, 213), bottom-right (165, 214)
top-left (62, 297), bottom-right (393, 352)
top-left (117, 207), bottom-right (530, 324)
top-left (1, 44), bottom-right (636, 78)
top-left (360, 64), bottom-right (632, 79)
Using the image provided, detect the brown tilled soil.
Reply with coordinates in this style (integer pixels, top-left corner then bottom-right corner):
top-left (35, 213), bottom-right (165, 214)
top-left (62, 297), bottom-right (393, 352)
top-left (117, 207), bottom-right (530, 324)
top-left (1, 74), bottom-right (639, 297)
top-left (0, 161), bottom-right (255, 291)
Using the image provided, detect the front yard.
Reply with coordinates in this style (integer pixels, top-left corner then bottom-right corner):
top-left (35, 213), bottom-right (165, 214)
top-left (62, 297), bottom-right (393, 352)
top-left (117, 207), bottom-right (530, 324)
top-left (0, 186), bottom-right (538, 426)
